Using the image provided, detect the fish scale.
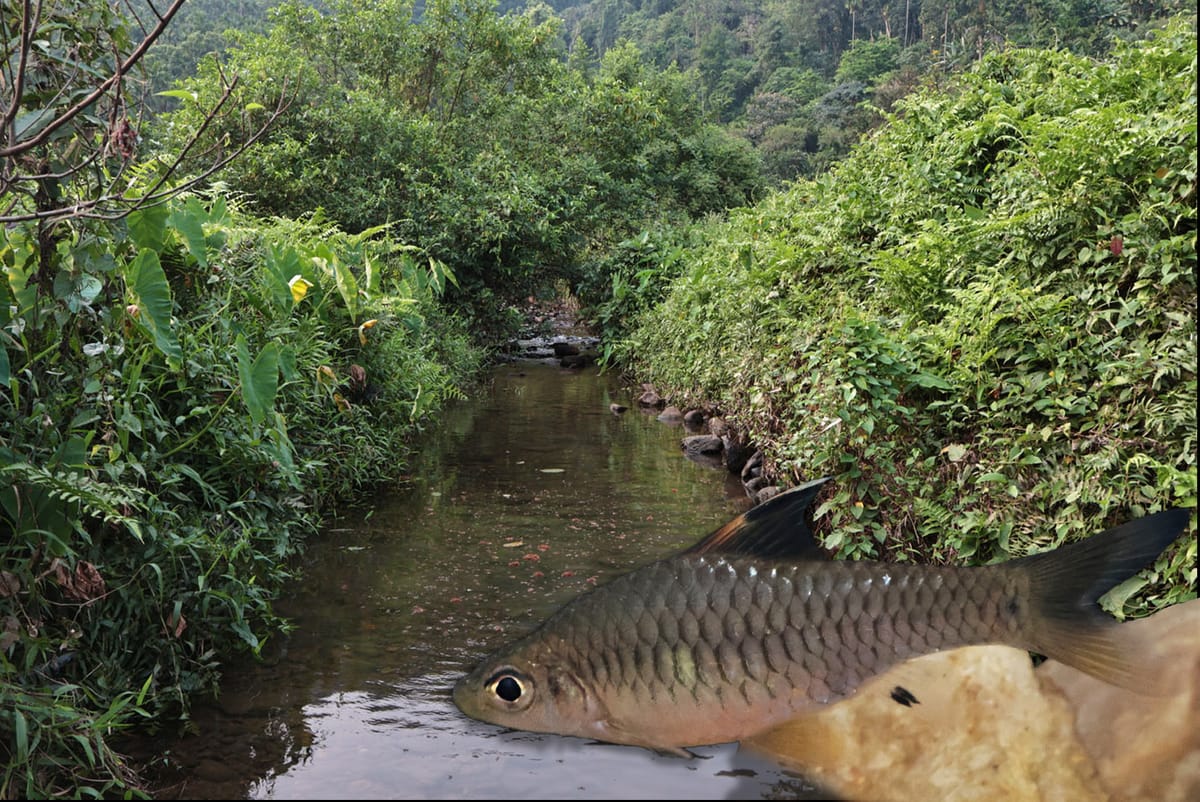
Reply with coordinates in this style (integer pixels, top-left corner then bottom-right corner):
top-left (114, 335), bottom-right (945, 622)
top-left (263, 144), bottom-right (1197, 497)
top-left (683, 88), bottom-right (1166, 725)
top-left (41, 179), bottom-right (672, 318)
top-left (454, 483), bottom-right (1188, 754)
top-left (505, 553), bottom-right (1026, 744)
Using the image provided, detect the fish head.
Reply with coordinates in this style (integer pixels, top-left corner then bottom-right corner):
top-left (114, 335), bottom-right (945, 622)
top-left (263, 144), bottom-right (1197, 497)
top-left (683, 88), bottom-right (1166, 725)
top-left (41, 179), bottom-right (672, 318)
top-left (453, 640), bottom-right (610, 743)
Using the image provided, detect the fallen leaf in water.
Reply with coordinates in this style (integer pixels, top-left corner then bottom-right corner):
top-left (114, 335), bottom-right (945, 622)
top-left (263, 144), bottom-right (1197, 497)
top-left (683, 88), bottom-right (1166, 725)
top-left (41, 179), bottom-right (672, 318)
top-left (537, 543), bottom-right (550, 551)
top-left (502, 541), bottom-right (524, 548)
top-left (449, 597), bottom-right (462, 603)
top-left (411, 606), bottom-right (425, 614)
top-left (508, 560), bottom-right (520, 567)
top-left (539, 468), bottom-right (565, 473)
top-left (522, 553), bottom-right (540, 562)
top-left (561, 570), bottom-right (575, 577)
top-left (531, 571), bottom-right (544, 578)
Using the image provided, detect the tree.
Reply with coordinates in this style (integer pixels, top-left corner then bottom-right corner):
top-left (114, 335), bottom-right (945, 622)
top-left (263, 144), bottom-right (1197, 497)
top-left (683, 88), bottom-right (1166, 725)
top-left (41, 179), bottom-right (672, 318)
top-left (1, 0), bottom-right (289, 272)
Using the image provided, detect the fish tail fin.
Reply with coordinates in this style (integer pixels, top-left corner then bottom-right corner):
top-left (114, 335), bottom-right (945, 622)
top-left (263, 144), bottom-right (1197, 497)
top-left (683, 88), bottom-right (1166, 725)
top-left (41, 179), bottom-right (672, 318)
top-left (1016, 508), bottom-right (1189, 689)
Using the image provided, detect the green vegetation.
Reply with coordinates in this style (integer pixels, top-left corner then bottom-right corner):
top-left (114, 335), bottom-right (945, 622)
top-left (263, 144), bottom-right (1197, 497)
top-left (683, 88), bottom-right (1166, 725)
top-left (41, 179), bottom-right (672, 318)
top-left (553, 0), bottom-right (1192, 180)
top-left (2, 0), bottom-right (1196, 796)
top-left (158, 0), bottom-right (764, 334)
top-left (611, 19), bottom-right (1197, 612)
top-left (1, 196), bottom-right (478, 796)
top-left (3, 2), bottom-right (477, 796)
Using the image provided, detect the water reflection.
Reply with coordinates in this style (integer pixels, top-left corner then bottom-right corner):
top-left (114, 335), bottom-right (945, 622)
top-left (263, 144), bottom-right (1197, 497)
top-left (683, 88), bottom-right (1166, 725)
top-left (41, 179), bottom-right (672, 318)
top-left (146, 363), bottom-right (828, 799)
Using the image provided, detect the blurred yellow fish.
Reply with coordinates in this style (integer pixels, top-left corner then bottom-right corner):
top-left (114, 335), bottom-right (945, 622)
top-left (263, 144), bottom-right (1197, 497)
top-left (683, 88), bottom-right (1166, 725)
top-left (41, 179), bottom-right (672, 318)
top-left (454, 477), bottom-right (1188, 755)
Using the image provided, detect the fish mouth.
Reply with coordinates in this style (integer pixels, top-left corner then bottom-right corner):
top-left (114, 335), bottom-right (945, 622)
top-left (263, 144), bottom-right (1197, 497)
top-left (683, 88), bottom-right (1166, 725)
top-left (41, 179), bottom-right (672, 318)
top-left (451, 673), bottom-right (476, 717)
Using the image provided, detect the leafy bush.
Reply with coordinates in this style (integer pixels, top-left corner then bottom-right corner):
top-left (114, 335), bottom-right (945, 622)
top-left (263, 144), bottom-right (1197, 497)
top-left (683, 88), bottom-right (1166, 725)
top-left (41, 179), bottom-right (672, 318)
top-left (1, 194), bottom-right (479, 796)
top-left (155, 4), bottom-right (764, 323)
top-left (614, 19), bottom-right (1197, 612)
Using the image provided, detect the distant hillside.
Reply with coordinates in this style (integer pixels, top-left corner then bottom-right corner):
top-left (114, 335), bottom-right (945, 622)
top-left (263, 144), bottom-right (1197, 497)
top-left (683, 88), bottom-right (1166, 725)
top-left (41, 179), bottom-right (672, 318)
top-left (136, 0), bottom-right (278, 103)
top-left (532, 0), bottom-right (1190, 179)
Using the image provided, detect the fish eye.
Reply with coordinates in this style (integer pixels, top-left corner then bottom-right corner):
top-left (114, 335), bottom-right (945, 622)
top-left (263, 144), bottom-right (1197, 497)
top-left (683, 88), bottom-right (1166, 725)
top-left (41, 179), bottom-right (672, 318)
top-left (485, 668), bottom-right (531, 707)
top-left (495, 675), bottom-right (522, 702)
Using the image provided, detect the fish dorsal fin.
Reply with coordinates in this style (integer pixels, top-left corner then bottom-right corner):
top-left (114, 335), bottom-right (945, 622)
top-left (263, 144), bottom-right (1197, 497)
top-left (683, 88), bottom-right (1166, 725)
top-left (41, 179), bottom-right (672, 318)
top-left (684, 476), bottom-right (833, 559)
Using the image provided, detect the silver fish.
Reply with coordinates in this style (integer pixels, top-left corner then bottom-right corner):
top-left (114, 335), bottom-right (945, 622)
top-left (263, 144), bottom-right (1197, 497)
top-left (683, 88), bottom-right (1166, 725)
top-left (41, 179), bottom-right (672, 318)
top-left (454, 477), bottom-right (1188, 755)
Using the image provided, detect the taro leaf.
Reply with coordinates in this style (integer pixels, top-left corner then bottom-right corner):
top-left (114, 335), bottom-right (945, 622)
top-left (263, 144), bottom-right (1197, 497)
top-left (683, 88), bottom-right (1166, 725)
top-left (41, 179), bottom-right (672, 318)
top-left (330, 254), bottom-right (360, 322)
top-left (236, 336), bottom-right (279, 426)
top-left (13, 107), bottom-right (56, 140)
top-left (53, 270), bottom-right (103, 312)
top-left (168, 204), bottom-right (208, 268)
top-left (125, 249), bottom-right (182, 367)
top-left (127, 204), bottom-right (170, 252)
top-left (264, 244), bottom-right (303, 313)
top-left (277, 344), bottom-right (298, 383)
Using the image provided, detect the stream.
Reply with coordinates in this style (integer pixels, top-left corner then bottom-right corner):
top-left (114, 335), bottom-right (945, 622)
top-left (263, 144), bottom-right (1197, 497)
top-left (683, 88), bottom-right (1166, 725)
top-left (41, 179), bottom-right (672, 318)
top-left (142, 361), bottom-right (829, 799)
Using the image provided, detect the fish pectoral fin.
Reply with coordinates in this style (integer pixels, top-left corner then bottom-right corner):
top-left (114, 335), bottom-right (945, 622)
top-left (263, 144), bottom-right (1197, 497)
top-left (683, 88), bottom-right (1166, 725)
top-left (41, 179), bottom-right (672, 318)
top-left (655, 745), bottom-right (701, 759)
top-left (595, 718), bottom-right (696, 758)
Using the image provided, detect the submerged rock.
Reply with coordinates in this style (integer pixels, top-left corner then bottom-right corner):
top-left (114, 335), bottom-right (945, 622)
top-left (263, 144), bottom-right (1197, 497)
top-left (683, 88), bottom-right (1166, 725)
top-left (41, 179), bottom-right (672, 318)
top-left (658, 405), bottom-right (684, 423)
top-left (680, 434), bottom-right (723, 459)
top-left (742, 599), bottom-right (1200, 802)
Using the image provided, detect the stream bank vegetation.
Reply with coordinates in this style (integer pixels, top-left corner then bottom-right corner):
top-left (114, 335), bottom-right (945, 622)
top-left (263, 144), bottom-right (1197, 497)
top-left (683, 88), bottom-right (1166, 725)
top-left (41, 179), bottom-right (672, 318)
top-left (608, 18), bottom-right (1196, 616)
top-left (2, 2), bottom-right (480, 797)
top-left (1, 0), bottom-right (1195, 797)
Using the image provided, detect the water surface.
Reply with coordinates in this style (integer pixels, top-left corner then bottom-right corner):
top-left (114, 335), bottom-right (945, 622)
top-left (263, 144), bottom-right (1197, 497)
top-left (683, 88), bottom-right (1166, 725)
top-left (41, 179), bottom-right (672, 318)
top-left (146, 363), bottom-right (827, 799)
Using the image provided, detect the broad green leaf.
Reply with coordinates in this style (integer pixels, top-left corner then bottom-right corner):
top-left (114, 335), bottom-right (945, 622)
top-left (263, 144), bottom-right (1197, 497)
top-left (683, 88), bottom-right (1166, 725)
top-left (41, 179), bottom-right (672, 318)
top-left (168, 206), bottom-right (209, 268)
top-left (53, 270), bottom-right (103, 312)
top-left (363, 253), bottom-right (378, 297)
top-left (209, 194), bottom-right (228, 223)
top-left (231, 618), bottom-right (260, 651)
top-left (264, 244), bottom-right (303, 312)
top-left (330, 255), bottom-right (360, 321)
top-left (13, 107), bottom-right (55, 140)
top-left (156, 89), bottom-right (198, 103)
top-left (127, 205), bottom-right (170, 252)
top-left (13, 709), bottom-right (28, 763)
top-left (236, 336), bottom-right (279, 426)
top-left (124, 249), bottom-right (182, 367)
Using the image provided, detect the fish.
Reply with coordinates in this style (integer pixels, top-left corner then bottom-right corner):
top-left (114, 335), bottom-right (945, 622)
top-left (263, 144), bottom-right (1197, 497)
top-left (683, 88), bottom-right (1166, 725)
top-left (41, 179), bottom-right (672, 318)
top-left (453, 476), bottom-right (1189, 756)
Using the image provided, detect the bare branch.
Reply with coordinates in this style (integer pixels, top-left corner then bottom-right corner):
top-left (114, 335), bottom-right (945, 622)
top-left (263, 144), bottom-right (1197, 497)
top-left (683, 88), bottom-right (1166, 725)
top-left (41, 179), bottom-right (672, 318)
top-left (1, 0), bottom-right (37, 138)
top-left (0, 0), bottom-right (188, 159)
top-left (0, 77), bottom-right (294, 225)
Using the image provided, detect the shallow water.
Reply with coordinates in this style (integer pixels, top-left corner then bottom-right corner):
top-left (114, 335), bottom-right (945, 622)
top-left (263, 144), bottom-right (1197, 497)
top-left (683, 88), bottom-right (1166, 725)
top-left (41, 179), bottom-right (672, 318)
top-left (143, 362), bottom-right (828, 799)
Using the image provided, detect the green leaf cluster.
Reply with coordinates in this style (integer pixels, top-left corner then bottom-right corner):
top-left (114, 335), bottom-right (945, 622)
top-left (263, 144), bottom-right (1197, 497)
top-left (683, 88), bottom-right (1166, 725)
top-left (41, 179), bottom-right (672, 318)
top-left (1, 191), bottom-right (480, 795)
top-left (152, 0), bottom-right (764, 329)
top-left (614, 18), bottom-right (1197, 611)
